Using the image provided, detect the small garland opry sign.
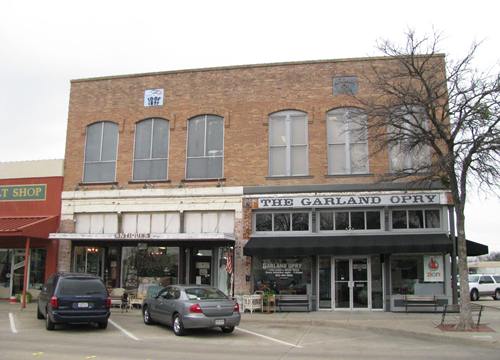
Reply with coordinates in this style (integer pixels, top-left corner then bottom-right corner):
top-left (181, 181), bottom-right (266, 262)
top-left (258, 193), bottom-right (443, 208)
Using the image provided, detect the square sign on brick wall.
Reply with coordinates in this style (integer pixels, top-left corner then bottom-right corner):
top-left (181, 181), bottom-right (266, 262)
top-left (144, 88), bottom-right (164, 107)
top-left (333, 76), bottom-right (358, 95)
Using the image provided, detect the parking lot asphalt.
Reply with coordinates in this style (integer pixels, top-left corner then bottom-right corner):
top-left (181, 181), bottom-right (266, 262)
top-left (1, 300), bottom-right (500, 360)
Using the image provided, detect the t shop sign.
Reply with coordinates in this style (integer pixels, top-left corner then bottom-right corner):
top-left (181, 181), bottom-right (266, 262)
top-left (424, 255), bottom-right (444, 282)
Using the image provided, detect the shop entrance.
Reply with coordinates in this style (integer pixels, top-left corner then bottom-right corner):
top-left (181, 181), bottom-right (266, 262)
top-left (190, 249), bottom-right (212, 285)
top-left (319, 255), bottom-right (384, 310)
top-left (334, 258), bottom-right (369, 310)
top-left (11, 250), bottom-right (28, 297)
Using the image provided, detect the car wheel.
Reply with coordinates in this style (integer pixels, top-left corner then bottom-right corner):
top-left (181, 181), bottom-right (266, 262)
top-left (494, 289), bottom-right (500, 301)
top-left (37, 305), bottom-right (44, 320)
top-left (143, 306), bottom-right (154, 325)
top-left (98, 320), bottom-right (108, 329)
top-left (45, 310), bottom-right (55, 331)
top-left (470, 289), bottom-right (479, 301)
top-left (221, 326), bottom-right (235, 334)
top-left (172, 314), bottom-right (186, 336)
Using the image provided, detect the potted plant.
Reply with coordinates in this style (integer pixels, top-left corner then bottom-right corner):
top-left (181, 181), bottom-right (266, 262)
top-left (15, 292), bottom-right (32, 303)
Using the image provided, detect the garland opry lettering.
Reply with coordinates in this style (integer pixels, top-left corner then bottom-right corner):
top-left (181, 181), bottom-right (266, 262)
top-left (258, 193), bottom-right (442, 208)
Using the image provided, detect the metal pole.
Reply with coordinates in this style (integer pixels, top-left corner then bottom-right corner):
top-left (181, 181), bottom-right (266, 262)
top-left (21, 237), bottom-right (30, 309)
top-left (449, 206), bottom-right (458, 305)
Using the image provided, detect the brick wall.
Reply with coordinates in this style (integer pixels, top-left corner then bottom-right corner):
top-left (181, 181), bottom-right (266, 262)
top-left (64, 57), bottom-right (445, 192)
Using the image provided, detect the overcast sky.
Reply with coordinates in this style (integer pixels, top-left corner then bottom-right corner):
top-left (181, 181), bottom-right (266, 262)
top-left (0, 0), bottom-right (498, 252)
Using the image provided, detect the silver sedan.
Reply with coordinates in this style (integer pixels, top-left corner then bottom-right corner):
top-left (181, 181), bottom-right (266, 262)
top-left (142, 285), bottom-right (241, 336)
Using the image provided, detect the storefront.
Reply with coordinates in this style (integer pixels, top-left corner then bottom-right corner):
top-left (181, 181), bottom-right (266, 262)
top-left (243, 191), bottom-right (488, 311)
top-left (0, 160), bottom-right (64, 301)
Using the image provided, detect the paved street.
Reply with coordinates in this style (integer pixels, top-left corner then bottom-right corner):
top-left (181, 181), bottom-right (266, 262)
top-left (1, 302), bottom-right (500, 360)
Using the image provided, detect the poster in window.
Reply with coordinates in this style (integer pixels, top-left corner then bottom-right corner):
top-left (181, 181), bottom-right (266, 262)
top-left (423, 255), bottom-right (444, 282)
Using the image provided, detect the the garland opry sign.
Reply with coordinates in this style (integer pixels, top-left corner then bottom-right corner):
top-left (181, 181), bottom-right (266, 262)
top-left (258, 193), bottom-right (444, 208)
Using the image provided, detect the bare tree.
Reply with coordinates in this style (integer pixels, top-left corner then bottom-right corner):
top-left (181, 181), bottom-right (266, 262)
top-left (357, 30), bottom-right (500, 330)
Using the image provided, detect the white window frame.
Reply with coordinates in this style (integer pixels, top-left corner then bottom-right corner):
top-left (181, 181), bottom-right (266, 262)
top-left (82, 121), bottom-right (119, 183)
top-left (327, 107), bottom-right (368, 175)
top-left (268, 110), bottom-right (309, 177)
top-left (185, 115), bottom-right (224, 180)
top-left (318, 209), bottom-right (383, 232)
top-left (389, 106), bottom-right (431, 173)
top-left (253, 211), bottom-right (311, 233)
top-left (132, 118), bottom-right (170, 181)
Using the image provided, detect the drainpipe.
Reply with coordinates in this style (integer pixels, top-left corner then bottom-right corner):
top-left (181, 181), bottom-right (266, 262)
top-left (21, 237), bottom-right (30, 309)
top-left (448, 206), bottom-right (458, 305)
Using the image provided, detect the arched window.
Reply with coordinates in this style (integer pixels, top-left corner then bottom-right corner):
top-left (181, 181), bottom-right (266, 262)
top-left (186, 115), bottom-right (224, 179)
top-left (83, 121), bottom-right (118, 183)
top-left (268, 110), bottom-right (308, 176)
top-left (326, 108), bottom-right (368, 174)
top-left (133, 118), bottom-right (169, 181)
top-left (388, 106), bottom-right (431, 172)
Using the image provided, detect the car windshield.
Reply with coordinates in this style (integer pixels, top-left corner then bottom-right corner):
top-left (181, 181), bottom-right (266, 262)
top-left (58, 277), bottom-right (106, 296)
top-left (468, 275), bottom-right (480, 283)
top-left (185, 287), bottom-right (228, 300)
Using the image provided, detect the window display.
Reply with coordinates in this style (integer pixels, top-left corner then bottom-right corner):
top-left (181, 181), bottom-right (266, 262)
top-left (391, 255), bottom-right (444, 295)
top-left (252, 257), bottom-right (311, 295)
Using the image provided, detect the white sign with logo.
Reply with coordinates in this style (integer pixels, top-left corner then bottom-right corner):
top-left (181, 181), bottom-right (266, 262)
top-left (424, 255), bottom-right (444, 282)
top-left (258, 193), bottom-right (444, 208)
top-left (144, 88), bottom-right (164, 107)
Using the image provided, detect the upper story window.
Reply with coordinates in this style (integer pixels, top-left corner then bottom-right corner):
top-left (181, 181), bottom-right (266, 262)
top-left (327, 108), bottom-right (368, 175)
top-left (83, 121), bottom-right (118, 183)
top-left (254, 211), bottom-right (310, 232)
top-left (186, 115), bottom-right (224, 179)
top-left (391, 209), bottom-right (441, 229)
top-left (133, 118), bottom-right (169, 181)
top-left (269, 110), bottom-right (308, 176)
top-left (389, 106), bottom-right (431, 172)
top-left (319, 210), bottom-right (381, 231)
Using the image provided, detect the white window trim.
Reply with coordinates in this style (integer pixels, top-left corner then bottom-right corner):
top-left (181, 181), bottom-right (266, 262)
top-left (317, 209), bottom-right (383, 232)
top-left (185, 115), bottom-right (224, 180)
top-left (132, 118), bottom-right (170, 181)
top-left (268, 110), bottom-right (309, 177)
top-left (389, 207), bottom-right (443, 231)
top-left (327, 108), bottom-right (369, 175)
top-left (82, 121), bottom-right (119, 183)
top-left (253, 211), bottom-right (311, 234)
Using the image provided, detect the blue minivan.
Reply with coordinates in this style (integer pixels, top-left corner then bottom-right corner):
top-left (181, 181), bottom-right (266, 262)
top-left (37, 272), bottom-right (111, 330)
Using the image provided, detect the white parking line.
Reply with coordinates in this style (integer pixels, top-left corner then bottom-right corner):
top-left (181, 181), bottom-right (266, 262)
top-left (8, 313), bottom-right (18, 334)
top-left (236, 327), bottom-right (303, 348)
top-left (109, 319), bottom-right (139, 341)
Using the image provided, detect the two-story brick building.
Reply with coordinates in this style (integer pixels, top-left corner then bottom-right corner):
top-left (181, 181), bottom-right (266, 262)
top-left (51, 57), bottom-right (487, 311)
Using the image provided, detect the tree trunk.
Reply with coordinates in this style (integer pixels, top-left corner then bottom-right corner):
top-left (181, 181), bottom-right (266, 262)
top-left (454, 204), bottom-right (475, 330)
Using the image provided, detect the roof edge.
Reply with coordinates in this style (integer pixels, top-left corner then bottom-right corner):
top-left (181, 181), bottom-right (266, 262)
top-left (71, 54), bottom-right (446, 84)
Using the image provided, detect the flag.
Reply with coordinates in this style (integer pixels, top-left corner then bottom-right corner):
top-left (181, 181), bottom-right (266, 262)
top-left (225, 252), bottom-right (233, 274)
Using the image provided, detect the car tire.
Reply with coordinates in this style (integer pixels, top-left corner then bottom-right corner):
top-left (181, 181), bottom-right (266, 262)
top-left (172, 314), bottom-right (186, 336)
top-left (470, 289), bottom-right (479, 301)
top-left (494, 289), bottom-right (500, 301)
top-left (45, 310), bottom-right (55, 331)
top-left (143, 306), bottom-right (154, 325)
top-left (37, 305), bottom-right (44, 320)
top-left (221, 326), bottom-right (235, 334)
top-left (98, 320), bottom-right (108, 329)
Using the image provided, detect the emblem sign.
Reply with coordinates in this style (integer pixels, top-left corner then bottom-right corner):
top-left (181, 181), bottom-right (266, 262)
top-left (423, 255), bottom-right (444, 282)
top-left (144, 89), bottom-right (164, 107)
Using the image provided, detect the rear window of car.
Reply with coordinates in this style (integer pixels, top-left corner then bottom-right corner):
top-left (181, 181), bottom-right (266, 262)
top-left (185, 287), bottom-right (227, 300)
top-left (57, 277), bottom-right (106, 296)
top-left (468, 275), bottom-right (480, 283)
top-left (494, 276), bottom-right (500, 283)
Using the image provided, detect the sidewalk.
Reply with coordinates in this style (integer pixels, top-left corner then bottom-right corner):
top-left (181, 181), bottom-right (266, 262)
top-left (240, 306), bottom-right (500, 348)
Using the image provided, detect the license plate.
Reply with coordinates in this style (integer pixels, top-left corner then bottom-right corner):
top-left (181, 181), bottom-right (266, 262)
top-left (215, 319), bottom-right (225, 326)
top-left (77, 302), bottom-right (89, 308)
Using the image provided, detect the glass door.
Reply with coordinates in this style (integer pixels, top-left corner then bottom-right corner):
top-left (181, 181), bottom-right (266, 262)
top-left (11, 250), bottom-right (28, 297)
top-left (334, 257), bottom-right (370, 310)
top-left (334, 259), bottom-right (350, 309)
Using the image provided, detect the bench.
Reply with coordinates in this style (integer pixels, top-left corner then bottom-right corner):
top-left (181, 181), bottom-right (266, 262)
top-left (403, 295), bottom-right (438, 313)
top-left (276, 294), bottom-right (310, 312)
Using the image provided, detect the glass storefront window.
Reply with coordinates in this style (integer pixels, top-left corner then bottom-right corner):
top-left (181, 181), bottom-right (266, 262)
top-left (122, 246), bottom-right (179, 299)
top-left (0, 250), bottom-right (12, 298)
top-left (319, 257), bottom-right (331, 309)
top-left (29, 249), bottom-right (46, 290)
top-left (255, 213), bottom-right (272, 231)
top-left (391, 255), bottom-right (444, 295)
top-left (371, 255), bottom-right (383, 309)
top-left (255, 212), bottom-right (310, 232)
top-left (252, 257), bottom-right (311, 295)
